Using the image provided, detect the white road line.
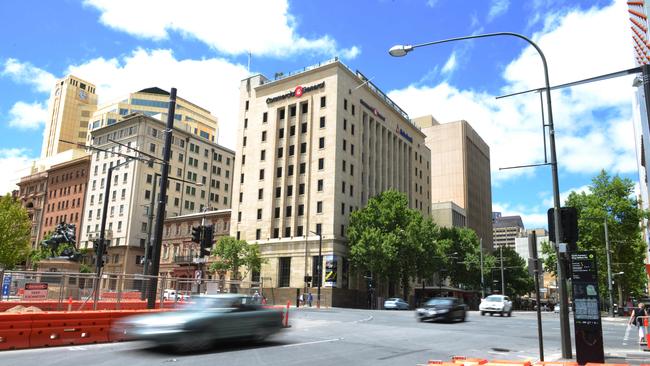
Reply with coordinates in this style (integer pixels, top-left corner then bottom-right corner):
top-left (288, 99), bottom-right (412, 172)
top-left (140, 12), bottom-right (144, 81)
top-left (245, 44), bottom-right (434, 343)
top-left (353, 315), bottom-right (373, 323)
top-left (281, 338), bottom-right (343, 348)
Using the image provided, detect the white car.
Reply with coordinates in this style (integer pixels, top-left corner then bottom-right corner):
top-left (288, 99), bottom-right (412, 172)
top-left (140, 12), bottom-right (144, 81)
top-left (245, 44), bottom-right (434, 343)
top-left (384, 298), bottom-right (409, 310)
top-left (479, 295), bottom-right (513, 317)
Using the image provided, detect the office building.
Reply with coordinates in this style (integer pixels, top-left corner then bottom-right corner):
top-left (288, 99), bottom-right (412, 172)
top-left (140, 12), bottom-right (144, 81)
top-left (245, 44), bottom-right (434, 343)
top-left (230, 59), bottom-right (431, 307)
top-left (492, 214), bottom-right (525, 249)
top-left (415, 116), bottom-right (493, 250)
top-left (41, 76), bottom-right (98, 158)
top-left (41, 155), bottom-right (91, 243)
top-left (80, 114), bottom-right (234, 275)
top-left (430, 201), bottom-right (466, 228)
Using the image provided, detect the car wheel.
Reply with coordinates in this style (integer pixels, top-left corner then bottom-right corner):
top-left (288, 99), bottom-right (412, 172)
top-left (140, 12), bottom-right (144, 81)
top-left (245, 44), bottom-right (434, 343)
top-left (461, 313), bottom-right (466, 322)
top-left (500, 311), bottom-right (504, 317)
top-left (489, 312), bottom-right (493, 316)
top-left (508, 311), bottom-right (512, 317)
top-left (481, 311), bottom-right (485, 316)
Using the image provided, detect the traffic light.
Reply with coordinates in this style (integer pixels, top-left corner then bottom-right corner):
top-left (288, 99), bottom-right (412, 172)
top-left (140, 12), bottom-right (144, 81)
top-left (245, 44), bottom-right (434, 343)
top-left (200, 225), bottom-right (214, 258)
top-left (94, 239), bottom-right (107, 268)
top-left (191, 225), bottom-right (203, 244)
top-left (547, 207), bottom-right (579, 250)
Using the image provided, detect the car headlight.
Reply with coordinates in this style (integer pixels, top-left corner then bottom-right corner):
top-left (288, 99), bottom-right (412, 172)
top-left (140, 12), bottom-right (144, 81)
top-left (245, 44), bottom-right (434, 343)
top-left (437, 309), bottom-right (449, 313)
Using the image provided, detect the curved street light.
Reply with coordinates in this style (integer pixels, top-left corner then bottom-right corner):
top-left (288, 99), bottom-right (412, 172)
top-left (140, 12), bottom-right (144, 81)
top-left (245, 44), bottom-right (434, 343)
top-left (389, 32), bottom-right (570, 358)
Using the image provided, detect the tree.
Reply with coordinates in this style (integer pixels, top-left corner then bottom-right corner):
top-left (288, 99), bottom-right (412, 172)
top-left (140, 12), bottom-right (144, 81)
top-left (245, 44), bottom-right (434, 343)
top-left (347, 190), bottom-right (440, 299)
top-left (208, 236), bottom-right (266, 293)
top-left (0, 194), bottom-right (31, 269)
top-left (491, 247), bottom-right (534, 297)
top-left (565, 170), bottom-right (648, 301)
top-left (437, 227), bottom-right (491, 290)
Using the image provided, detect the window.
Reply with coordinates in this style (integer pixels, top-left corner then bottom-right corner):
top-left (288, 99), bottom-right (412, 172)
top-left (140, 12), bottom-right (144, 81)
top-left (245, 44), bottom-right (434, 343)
top-left (275, 187), bottom-right (281, 198)
top-left (245, 100), bottom-right (249, 110)
top-left (279, 108), bottom-right (286, 119)
top-left (240, 173), bottom-right (245, 184)
top-left (149, 143), bottom-right (156, 153)
top-left (300, 142), bottom-right (307, 154)
top-left (350, 185), bottom-right (354, 197)
top-left (262, 112), bottom-right (268, 123)
top-left (298, 204), bottom-right (304, 216)
top-left (286, 205), bottom-right (292, 217)
top-left (145, 190), bottom-right (151, 200)
top-left (239, 192), bottom-right (243, 203)
top-left (344, 119), bottom-right (347, 130)
top-left (272, 228), bottom-right (279, 238)
top-left (238, 211), bottom-right (242, 222)
top-left (350, 164), bottom-right (354, 176)
top-left (259, 169), bottom-right (265, 180)
top-left (274, 207), bottom-right (280, 218)
top-left (244, 118), bottom-right (248, 129)
top-left (260, 149), bottom-right (266, 161)
top-left (299, 163), bottom-right (305, 174)
top-left (278, 128), bottom-right (284, 138)
top-left (288, 165), bottom-right (294, 176)
top-left (277, 147), bottom-right (283, 158)
top-left (351, 144), bottom-right (354, 156)
top-left (279, 257), bottom-right (291, 287)
top-left (289, 145), bottom-right (295, 156)
top-left (344, 99), bottom-right (348, 110)
top-left (342, 160), bottom-right (346, 172)
top-left (301, 103), bottom-right (308, 114)
top-left (287, 185), bottom-right (293, 196)
top-left (290, 125), bottom-right (296, 136)
top-left (297, 226), bottom-right (304, 237)
top-left (258, 188), bottom-right (263, 200)
top-left (320, 96), bottom-right (326, 108)
top-left (290, 105), bottom-right (296, 117)
top-left (298, 183), bottom-right (305, 195)
top-left (317, 179), bottom-right (324, 191)
top-left (301, 122), bottom-right (307, 134)
top-left (319, 117), bottom-right (325, 128)
top-left (319, 137), bottom-right (325, 149)
top-left (256, 229), bottom-right (261, 240)
top-left (284, 226), bottom-right (292, 237)
top-left (343, 139), bottom-right (347, 151)
top-left (276, 167), bottom-right (282, 178)
top-left (257, 209), bottom-right (262, 220)
top-left (243, 136), bottom-right (247, 146)
top-left (341, 203), bottom-right (345, 215)
top-left (351, 124), bottom-right (355, 135)
top-left (341, 224), bottom-right (346, 236)
top-left (342, 182), bottom-right (346, 194)
top-left (318, 158), bottom-right (324, 170)
top-left (316, 201), bottom-right (323, 213)
top-left (262, 131), bottom-right (267, 142)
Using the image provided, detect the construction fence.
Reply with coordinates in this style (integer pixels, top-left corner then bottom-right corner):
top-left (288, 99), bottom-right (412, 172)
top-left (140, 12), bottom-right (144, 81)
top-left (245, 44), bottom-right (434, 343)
top-left (0, 270), bottom-right (263, 311)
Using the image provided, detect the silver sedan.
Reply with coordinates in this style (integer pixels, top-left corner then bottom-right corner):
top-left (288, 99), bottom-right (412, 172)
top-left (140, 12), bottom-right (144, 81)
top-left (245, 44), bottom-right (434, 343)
top-left (384, 297), bottom-right (409, 310)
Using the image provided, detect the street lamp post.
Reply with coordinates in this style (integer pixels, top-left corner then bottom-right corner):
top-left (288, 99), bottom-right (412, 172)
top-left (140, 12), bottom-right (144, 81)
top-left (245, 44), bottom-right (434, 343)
top-left (583, 216), bottom-right (615, 317)
top-left (309, 230), bottom-right (323, 309)
top-left (390, 32), bottom-right (571, 358)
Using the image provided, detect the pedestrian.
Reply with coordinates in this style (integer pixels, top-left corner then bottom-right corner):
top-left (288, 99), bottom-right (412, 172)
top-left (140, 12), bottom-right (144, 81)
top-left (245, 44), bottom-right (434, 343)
top-left (261, 296), bottom-right (267, 305)
top-left (307, 292), bottom-right (313, 307)
top-left (629, 302), bottom-right (648, 345)
top-left (253, 291), bottom-right (260, 303)
top-left (299, 293), bottom-right (304, 307)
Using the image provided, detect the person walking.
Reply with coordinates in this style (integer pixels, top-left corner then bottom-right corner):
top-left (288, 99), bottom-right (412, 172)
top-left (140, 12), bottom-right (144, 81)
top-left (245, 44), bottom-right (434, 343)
top-left (307, 292), bottom-right (313, 307)
top-left (629, 302), bottom-right (648, 345)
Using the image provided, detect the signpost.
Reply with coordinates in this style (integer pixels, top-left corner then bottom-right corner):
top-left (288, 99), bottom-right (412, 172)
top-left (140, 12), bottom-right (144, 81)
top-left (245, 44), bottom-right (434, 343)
top-left (22, 283), bottom-right (49, 301)
top-left (2, 274), bottom-right (11, 300)
top-left (570, 251), bottom-right (604, 364)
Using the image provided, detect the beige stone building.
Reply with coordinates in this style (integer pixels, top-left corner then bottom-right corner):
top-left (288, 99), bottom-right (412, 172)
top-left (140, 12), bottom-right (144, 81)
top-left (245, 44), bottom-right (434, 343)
top-left (430, 201), bottom-right (466, 228)
top-left (17, 171), bottom-right (49, 250)
top-left (80, 114), bottom-right (234, 275)
top-left (41, 76), bottom-right (98, 158)
top-left (415, 116), bottom-right (493, 250)
top-left (230, 59), bottom-right (431, 307)
top-left (492, 213), bottom-right (525, 249)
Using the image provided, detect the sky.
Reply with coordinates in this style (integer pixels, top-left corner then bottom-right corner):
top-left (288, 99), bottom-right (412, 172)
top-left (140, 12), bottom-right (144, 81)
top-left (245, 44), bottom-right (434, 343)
top-left (0, 0), bottom-right (639, 229)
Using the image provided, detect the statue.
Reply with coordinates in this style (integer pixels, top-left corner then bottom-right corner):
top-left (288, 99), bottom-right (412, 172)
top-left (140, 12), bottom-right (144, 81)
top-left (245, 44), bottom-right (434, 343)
top-left (41, 222), bottom-right (81, 261)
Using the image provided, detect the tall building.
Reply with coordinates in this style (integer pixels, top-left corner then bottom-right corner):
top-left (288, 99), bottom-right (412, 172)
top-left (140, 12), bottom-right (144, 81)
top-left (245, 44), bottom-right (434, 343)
top-left (16, 171), bottom-right (49, 249)
top-left (430, 201), bottom-right (466, 228)
top-left (41, 156), bottom-right (91, 244)
top-left (492, 214), bottom-right (525, 249)
top-left (88, 87), bottom-right (219, 144)
top-left (415, 116), bottom-right (493, 250)
top-left (80, 114), bottom-right (234, 275)
top-left (41, 76), bottom-right (98, 158)
top-left (231, 59), bottom-right (431, 307)
top-left (627, 1), bottom-right (650, 281)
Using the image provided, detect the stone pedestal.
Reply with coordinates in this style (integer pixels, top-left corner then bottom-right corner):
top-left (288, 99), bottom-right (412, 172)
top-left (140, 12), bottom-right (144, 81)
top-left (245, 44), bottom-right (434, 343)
top-left (36, 258), bottom-right (81, 273)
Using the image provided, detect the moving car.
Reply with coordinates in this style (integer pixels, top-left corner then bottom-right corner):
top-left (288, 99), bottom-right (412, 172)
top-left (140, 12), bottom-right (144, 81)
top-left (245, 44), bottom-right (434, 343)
top-left (479, 295), bottom-right (513, 317)
top-left (112, 294), bottom-right (284, 350)
top-left (415, 297), bottom-right (467, 322)
top-left (384, 298), bottom-right (409, 310)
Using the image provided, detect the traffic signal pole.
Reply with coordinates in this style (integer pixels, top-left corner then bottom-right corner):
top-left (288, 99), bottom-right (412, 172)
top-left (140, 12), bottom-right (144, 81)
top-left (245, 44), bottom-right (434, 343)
top-left (147, 88), bottom-right (177, 309)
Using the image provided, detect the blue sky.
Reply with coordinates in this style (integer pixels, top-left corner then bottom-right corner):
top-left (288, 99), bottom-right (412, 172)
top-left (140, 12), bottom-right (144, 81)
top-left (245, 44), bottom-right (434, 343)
top-left (0, 0), bottom-right (638, 229)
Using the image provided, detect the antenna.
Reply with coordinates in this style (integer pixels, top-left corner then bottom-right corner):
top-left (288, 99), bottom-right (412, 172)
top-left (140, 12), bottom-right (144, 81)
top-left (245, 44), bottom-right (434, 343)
top-left (353, 76), bottom-right (375, 91)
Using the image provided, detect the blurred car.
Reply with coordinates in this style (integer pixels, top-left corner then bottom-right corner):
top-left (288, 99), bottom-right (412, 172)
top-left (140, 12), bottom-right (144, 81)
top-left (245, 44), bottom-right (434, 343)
top-left (415, 297), bottom-right (467, 322)
top-left (479, 295), bottom-right (513, 317)
top-left (112, 294), bottom-right (284, 350)
top-left (384, 298), bottom-right (409, 310)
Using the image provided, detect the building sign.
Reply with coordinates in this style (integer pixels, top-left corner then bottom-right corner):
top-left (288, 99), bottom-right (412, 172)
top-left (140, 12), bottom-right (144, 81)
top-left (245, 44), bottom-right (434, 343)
top-left (570, 251), bottom-right (604, 365)
top-left (324, 255), bottom-right (338, 287)
top-left (359, 99), bottom-right (386, 121)
top-left (2, 274), bottom-right (11, 298)
top-left (22, 283), bottom-right (49, 301)
top-left (266, 82), bottom-right (325, 104)
top-left (397, 127), bottom-right (413, 143)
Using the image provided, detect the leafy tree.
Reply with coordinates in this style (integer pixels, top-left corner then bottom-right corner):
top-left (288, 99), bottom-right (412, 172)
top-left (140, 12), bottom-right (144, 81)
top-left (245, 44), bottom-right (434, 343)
top-left (492, 247), bottom-right (534, 297)
top-left (347, 190), bottom-right (440, 299)
top-left (565, 170), bottom-right (648, 301)
top-left (437, 227), bottom-right (494, 290)
top-left (0, 194), bottom-right (31, 269)
top-left (208, 236), bottom-right (266, 292)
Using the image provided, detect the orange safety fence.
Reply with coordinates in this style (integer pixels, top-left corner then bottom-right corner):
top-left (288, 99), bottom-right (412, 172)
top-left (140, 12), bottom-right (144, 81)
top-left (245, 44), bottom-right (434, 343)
top-left (0, 300), bottom-right (178, 312)
top-left (421, 358), bottom-right (645, 366)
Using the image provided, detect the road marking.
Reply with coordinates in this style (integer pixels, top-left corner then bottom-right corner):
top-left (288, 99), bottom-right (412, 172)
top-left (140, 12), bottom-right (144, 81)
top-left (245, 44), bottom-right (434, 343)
top-left (281, 338), bottom-right (342, 347)
top-left (67, 346), bottom-right (88, 351)
top-left (377, 348), bottom-right (429, 360)
top-left (353, 315), bottom-right (373, 323)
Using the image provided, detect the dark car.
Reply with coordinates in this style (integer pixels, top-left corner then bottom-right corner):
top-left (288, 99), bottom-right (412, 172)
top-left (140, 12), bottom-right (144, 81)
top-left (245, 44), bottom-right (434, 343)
top-left (112, 294), bottom-right (284, 350)
top-left (415, 297), bottom-right (467, 322)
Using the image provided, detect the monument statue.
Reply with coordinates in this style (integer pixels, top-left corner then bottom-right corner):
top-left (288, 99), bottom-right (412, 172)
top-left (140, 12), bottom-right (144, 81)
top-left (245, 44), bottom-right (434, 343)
top-left (41, 222), bottom-right (81, 261)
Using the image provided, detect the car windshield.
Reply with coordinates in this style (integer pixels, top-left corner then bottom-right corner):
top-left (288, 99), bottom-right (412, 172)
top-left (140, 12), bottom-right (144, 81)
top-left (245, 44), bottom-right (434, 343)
top-left (386, 298), bottom-right (399, 302)
top-left (485, 296), bottom-right (503, 302)
top-left (185, 296), bottom-right (251, 310)
top-left (425, 299), bottom-right (453, 306)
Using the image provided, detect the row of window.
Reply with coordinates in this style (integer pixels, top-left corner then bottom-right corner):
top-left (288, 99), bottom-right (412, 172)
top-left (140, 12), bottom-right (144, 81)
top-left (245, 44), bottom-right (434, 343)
top-left (49, 169), bottom-right (86, 185)
top-left (46, 197), bottom-right (82, 213)
top-left (44, 212), bottom-right (79, 227)
top-left (48, 183), bottom-right (85, 199)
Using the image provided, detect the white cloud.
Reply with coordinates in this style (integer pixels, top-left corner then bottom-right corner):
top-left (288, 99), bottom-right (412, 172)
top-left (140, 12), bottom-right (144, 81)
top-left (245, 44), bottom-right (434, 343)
top-left (1, 58), bottom-right (56, 93)
top-left (441, 52), bottom-right (457, 75)
top-left (83, 0), bottom-right (359, 59)
top-left (493, 202), bottom-right (548, 229)
top-left (7, 101), bottom-right (48, 129)
top-left (65, 48), bottom-right (249, 149)
top-left (426, 0), bottom-right (440, 8)
top-left (0, 149), bottom-right (35, 195)
top-left (542, 185), bottom-right (591, 208)
top-left (487, 0), bottom-right (510, 22)
top-left (388, 0), bottom-right (636, 184)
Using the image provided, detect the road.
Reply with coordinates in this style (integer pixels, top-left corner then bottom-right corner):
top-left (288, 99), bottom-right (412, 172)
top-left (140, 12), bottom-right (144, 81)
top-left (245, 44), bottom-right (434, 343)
top-left (2, 309), bottom-right (647, 366)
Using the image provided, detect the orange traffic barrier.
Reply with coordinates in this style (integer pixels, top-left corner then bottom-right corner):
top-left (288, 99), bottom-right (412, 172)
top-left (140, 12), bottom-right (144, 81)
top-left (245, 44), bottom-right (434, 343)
top-left (533, 362), bottom-right (578, 366)
top-left (485, 360), bottom-right (532, 366)
top-left (453, 356), bottom-right (488, 365)
top-left (0, 313), bottom-right (32, 350)
top-left (584, 364), bottom-right (630, 366)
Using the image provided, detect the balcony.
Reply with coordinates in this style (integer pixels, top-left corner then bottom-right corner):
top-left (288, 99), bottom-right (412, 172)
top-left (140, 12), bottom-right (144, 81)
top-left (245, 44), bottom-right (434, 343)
top-left (173, 255), bottom-right (197, 264)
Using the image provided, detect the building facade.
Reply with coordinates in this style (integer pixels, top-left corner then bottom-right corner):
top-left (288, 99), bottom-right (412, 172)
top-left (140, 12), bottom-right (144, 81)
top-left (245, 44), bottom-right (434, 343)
top-left (230, 59), bottom-right (431, 307)
top-left (88, 87), bottom-right (219, 145)
top-left (80, 114), bottom-right (235, 275)
top-left (41, 75), bottom-right (98, 158)
top-left (41, 156), bottom-right (90, 243)
top-left (159, 210), bottom-right (231, 285)
top-left (430, 201), bottom-right (466, 228)
top-left (16, 171), bottom-right (49, 249)
top-left (492, 214), bottom-right (525, 249)
top-left (415, 116), bottom-right (493, 250)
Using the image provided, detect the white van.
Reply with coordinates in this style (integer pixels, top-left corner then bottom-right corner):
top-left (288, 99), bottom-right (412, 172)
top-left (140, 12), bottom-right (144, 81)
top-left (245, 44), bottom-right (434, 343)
top-left (163, 289), bottom-right (177, 300)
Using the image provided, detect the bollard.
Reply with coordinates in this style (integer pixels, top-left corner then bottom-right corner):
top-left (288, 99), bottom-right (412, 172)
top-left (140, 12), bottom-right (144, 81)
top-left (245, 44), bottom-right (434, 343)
top-left (67, 297), bottom-right (72, 312)
top-left (284, 300), bottom-right (291, 327)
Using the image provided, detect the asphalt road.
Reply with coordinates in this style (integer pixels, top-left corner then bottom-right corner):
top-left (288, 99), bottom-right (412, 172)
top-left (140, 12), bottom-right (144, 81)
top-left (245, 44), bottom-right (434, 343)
top-left (1, 309), bottom-right (646, 366)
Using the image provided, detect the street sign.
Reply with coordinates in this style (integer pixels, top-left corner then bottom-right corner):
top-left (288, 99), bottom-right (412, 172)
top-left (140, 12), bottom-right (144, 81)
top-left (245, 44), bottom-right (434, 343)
top-left (194, 270), bottom-right (202, 279)
top-left (570, 251), bottom-right (604, 365)
top-left (2, 274), bottom-right (12, 298)
top-left (22, 283), bottom-right (49, 301)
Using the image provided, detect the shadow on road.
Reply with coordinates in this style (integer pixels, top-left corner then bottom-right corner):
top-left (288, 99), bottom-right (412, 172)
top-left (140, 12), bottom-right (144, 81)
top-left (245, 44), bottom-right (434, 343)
top-left (130, 338), bottom-right (291, 357)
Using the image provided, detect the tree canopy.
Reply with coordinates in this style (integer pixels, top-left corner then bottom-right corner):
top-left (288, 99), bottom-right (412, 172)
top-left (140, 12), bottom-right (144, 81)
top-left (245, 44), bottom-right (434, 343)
top-left (208, 236), bottom-right (265, 281)
top-left (0, 195), bottom-right (31, 269)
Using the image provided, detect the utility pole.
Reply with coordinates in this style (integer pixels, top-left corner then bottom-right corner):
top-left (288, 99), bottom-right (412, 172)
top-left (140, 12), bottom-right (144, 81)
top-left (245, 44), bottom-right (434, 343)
top-left (147, 88), bottom-right (177, 309)
top-left (604, 218), bottom-right (614, 317)
top-left (480, 238), bottom-right (485, 298)
top-left (500, 245), bottom-right (505, 296)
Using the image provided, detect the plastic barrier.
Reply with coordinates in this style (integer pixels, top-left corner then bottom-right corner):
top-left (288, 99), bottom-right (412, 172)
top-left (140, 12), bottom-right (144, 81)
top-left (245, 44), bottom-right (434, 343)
top-left (584, 364), bottom-right (631, 366)
top-left (29, 311), bottom-right (112, 347)
top-left (0, 300), bottom-right (177, 312)
top-left (0, 313), bottom-right (32, 350)
top-left (452, 356), bottom-right (488, 365)
top-left (485, 361), bottom-right (532, 366)
top-left (533, 362), bottom-right (578, 366)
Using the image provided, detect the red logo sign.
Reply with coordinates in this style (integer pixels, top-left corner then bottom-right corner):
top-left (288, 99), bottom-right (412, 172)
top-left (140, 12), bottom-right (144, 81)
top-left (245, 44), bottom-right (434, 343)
top-left (294, 86), bottom-right (304, 98)
top-left (25, 283), bottom-right (48, 290)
